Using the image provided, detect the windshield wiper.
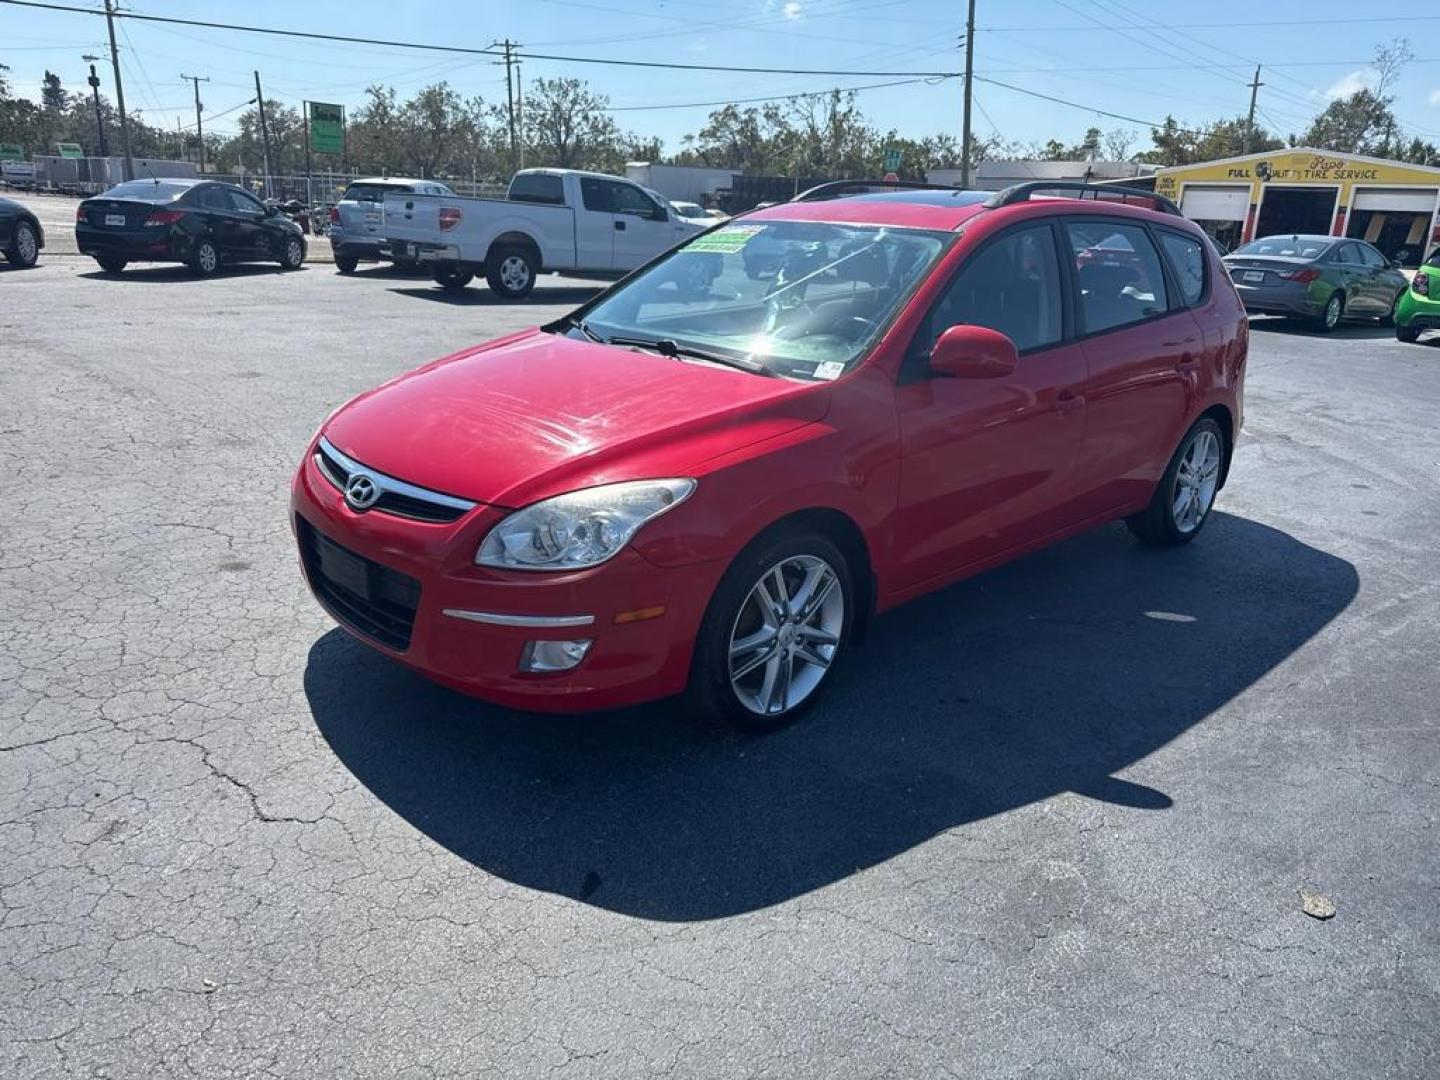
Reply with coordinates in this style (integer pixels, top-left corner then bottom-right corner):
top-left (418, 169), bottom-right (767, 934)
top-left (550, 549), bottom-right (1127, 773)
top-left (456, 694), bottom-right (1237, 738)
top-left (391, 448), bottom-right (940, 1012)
top-left (605, 335), bottom-right (776, 377)
top-left (560, 315), bottom-right (605, 343)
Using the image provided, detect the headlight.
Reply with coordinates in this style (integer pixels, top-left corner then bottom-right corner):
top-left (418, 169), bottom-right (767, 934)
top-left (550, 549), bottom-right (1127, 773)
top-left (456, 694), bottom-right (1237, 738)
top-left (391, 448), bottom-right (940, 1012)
top-left (476, 479), bottom-right (696, 570)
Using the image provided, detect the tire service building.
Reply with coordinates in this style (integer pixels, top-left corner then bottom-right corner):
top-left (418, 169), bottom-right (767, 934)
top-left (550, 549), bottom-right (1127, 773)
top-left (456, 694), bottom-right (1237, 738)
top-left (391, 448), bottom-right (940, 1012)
top-left (1153, 148), bottom-right (1440, 264)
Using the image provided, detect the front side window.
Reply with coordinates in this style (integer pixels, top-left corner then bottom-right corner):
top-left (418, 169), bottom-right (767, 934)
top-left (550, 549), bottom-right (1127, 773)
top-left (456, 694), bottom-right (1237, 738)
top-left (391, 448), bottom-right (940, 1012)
top-left (226, 188), bottom-right (264, 213)
top-left (568, 220), bottom-right (949, 381)
top-left (1068, 221), bottom-right (1169, 334)
top-left (612, 183), bottom-right (660, 218)
top-left (926, 224), bottom-right (1063, 353)
top-left (1157, 230), bottom-right (1206, 307)
top-left (1357, 243), bottom-right (1386, 268)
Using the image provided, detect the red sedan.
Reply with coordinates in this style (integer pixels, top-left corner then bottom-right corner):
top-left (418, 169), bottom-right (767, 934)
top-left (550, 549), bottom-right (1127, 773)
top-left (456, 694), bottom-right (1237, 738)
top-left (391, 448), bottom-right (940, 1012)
top-left (292, 182), bottom-right (1246, 731)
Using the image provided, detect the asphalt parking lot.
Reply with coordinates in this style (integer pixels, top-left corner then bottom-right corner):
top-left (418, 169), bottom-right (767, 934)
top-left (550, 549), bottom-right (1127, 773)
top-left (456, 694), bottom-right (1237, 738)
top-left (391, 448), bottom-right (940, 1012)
top-left (2, 256), bottom-right (1438, 1078)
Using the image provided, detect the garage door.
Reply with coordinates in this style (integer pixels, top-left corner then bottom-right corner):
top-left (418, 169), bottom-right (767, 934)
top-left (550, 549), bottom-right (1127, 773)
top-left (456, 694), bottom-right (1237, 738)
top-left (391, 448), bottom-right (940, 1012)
top-left (1181, 185), bottom-right (1249, 221)
top-left (1352, 188), bottom-right (1437, 213)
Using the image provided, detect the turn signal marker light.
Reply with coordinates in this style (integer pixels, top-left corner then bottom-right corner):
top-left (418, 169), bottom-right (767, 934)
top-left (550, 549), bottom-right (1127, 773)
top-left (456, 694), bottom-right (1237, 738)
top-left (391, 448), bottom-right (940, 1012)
top-left (614, 605), bottom-right (666, 625)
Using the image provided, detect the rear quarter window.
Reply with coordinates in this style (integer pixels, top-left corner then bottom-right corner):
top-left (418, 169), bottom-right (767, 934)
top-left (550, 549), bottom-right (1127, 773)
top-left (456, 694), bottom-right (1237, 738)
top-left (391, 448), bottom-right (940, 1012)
top-left (510, 174), bottom-right (566, 205)
top-left (1156, 230), bottom-right (1206, 308)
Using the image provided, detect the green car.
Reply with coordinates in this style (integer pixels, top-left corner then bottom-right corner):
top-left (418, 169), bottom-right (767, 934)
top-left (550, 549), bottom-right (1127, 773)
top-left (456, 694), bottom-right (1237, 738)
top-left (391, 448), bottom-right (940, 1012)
top-left (1395, 248), bottom-right (1440, 342)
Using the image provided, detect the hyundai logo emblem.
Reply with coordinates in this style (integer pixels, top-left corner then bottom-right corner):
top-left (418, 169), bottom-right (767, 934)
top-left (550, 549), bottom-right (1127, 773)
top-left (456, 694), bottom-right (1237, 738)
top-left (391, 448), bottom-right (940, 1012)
top-left (344, 473), bottom-right (381, 511)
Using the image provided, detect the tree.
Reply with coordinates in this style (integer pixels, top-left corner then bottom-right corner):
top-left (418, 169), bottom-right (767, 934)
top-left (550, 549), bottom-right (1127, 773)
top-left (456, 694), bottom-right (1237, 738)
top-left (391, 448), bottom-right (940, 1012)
top-left (397, 82), bottom-right (475, 177)
top-left (523, 77), bottom-right (623, 170)
top-left (1301, 40), bottom-right (1411, 155)
top-left (1103, 128), bottom-right (1137, 162)
top-left (41, 71), bottom-right (67, 113)
top-left (1138, 114), bottom-right (1281, 166)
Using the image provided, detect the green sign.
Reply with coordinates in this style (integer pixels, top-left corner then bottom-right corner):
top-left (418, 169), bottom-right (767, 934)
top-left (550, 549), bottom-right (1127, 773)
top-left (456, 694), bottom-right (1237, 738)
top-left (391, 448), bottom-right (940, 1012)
top-left (883, 148), bottom-right (902, 173)
top-left (0, 143), bottom-right (23, 160)
top-left (309, 102), bottom-right (344, 155)
top-left (56, 142), bottom-right (84, 159)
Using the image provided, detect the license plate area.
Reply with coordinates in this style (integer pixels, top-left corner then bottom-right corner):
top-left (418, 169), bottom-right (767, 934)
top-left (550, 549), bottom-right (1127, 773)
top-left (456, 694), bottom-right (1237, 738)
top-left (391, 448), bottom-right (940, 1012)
top-left (313, 532), bottom-right (370, 599)
top-left (105, 214), bottom-right (126, 227)
top-left (1242, 270), bottom-right (1265, 283)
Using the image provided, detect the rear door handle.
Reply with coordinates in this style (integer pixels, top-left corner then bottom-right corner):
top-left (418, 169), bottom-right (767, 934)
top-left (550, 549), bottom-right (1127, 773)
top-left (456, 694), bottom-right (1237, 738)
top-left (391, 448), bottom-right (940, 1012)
top-left (614, 220), bottom-right (627, 231)
top-left (1055, 390), bottom-right (1084, 413)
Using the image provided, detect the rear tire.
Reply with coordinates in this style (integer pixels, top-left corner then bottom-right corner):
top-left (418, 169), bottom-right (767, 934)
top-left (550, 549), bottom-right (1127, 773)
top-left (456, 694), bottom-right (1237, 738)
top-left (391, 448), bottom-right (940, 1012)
top-left (1315, 290), bottom-right (1343, 333)
top-left (1126, 418), bottom-right (1225, 547)
top-left (188, 238), bottom-right (220, 277)
top-left (485, 245), bottom-right (537, 300)
top-left (432, 267), bottom-right (473, 293)
top-left (335, 254), bottom-right (358, 274)
top-left (5, 221), bottom-right (39, 267)
top-left (687, 527), bottom-right (853, 733)
top-left (1396, 321), bottom-right (1420, 343)
top-left (95, 255), bottom-right (127, 274)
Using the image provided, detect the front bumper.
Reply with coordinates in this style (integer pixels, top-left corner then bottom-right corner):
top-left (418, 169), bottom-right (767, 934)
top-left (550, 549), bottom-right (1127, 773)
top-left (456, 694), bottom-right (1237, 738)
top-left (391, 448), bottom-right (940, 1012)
top-left (290, 448), bottom-right (723, 712)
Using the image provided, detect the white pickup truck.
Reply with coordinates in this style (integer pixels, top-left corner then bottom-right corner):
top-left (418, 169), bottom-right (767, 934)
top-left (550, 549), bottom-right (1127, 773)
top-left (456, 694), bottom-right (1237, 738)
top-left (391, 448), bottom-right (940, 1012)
top-left (384, 168), bottom-right (708, 298)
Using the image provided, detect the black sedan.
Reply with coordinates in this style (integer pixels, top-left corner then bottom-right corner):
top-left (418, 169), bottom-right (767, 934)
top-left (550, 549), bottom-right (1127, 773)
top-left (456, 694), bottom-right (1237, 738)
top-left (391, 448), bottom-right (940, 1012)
top-left (76, 178), bottom-right (306, 276)
top-left (1, 195), bottom-right (44, 268)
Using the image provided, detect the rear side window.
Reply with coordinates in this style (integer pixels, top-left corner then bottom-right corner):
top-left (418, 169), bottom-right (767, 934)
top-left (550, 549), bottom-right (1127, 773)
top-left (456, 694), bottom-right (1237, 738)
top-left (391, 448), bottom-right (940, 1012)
top-left (1156, 230), bottom-right (1206, 308)
top-left (193, 185), bottom-right (229, 210)
top-left (580, 177), bottom-right (615, 212)
top-left (1331, 241), bottom-right (1362, 264)
top-left (1067, 222), bottom-right (1169, 334)
top-left (511, 173), bottom-right (566, 205)
top-left (926, 224), bottom-right (1063, 353)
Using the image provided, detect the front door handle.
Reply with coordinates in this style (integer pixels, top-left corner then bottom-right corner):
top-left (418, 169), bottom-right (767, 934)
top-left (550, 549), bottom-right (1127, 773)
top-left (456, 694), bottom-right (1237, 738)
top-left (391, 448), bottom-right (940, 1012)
top-left (1055, 390), bottom-right (1084, 413)
top-left (614, 220), bottom-right (627, 231)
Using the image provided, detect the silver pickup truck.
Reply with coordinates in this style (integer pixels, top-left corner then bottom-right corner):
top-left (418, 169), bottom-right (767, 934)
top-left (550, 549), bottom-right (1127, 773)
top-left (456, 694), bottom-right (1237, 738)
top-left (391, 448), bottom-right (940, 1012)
top-left (329, 176), bottom-right (453, 273)
top-left (384, 168), bottom-right (706, 298)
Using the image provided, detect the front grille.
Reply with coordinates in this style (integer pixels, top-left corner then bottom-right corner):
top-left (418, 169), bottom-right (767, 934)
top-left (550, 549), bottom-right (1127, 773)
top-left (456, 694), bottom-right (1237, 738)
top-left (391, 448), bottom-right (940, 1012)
top-left (314, 438), bottom-right (473, 524)
top-left (298, 519), bottom-right (421, 651)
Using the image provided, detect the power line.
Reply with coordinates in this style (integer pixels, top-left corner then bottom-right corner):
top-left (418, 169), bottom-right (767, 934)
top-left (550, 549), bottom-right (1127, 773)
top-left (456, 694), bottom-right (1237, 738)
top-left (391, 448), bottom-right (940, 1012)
top-left (0, 0), bottom-right (959, 76)
top-left (982, 15), bottom-right (1440, 30)
top-left (971, 76), bottom-right (1163, 127)
top-left (608, 76), bottom-right (948, 113)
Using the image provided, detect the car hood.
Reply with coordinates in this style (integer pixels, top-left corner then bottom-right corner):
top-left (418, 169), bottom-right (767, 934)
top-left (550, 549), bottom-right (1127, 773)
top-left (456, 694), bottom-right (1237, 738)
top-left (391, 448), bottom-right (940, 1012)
top-left (323, 329), bottom-right (832, 508)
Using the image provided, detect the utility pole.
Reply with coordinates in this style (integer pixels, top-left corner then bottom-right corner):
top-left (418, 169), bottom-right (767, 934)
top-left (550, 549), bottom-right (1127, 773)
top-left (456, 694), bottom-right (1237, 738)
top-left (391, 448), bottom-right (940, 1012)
top-left (1244, 65), bottom-right (1263, 154)
top-left (516, 62), bottom-right (524, 169)
top-left (959, 0), bottom-right (976, 188)
top-left (254, 71), bottom-right (272, 198)
top-left (495, 39), bottom-right (518, 171)
top-left (103, 0), bottom-right (133, 181)
top-left (81, 56), bottom-right (108, 156)
top-left (180, 73), bottom-right (209, 172)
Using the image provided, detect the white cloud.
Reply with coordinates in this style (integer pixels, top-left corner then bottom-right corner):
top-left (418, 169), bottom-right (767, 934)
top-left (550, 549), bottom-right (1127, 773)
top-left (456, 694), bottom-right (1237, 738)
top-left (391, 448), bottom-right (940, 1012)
top-left (783, 1), bottom-right (803, 18)
top-left (1429, 88), bottom-right (1440, 107)
top-left (1325, 70), bottom-right (1372, 100)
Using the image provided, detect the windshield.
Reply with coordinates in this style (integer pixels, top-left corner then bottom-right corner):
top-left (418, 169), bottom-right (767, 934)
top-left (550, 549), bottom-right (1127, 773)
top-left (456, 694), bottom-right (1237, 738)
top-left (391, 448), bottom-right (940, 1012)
top-left (568, 220), bottom-right (949, 380)
top-left (671, 201), bottom-right (704, 217)
top-left (1234, 236), bottom-right (1330, 258)
top-left (102, 180), bottom-right (191, 202)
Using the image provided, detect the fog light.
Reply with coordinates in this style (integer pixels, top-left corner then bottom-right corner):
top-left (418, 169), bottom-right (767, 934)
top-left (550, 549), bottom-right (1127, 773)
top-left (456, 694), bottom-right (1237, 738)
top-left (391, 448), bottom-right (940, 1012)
top-left (519, 638), bottom-right (593, 673)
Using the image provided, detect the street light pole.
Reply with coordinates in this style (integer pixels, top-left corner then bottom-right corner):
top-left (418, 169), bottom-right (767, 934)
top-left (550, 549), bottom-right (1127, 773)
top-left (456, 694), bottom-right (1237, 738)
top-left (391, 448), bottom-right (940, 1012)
top-left (81, 56), bottom-right (108, 157)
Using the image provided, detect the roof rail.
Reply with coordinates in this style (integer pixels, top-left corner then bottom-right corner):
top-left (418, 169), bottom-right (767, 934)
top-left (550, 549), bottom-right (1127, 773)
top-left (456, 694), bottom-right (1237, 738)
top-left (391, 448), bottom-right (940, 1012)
top-left (791, 179), bottom-right (959, 202)
top-left (983, 180), bottom-right (1182, 216)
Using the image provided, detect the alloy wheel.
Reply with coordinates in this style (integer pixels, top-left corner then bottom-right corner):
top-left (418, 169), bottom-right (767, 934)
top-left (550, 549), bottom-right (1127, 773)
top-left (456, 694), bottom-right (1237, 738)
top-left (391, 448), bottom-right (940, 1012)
top-left (15, 224), bottom-right (37, 265)
top-left (728, 555), bottom-right (844, 717)
top-left (499, 254), bottom-right (531, 292)
top-left (1324, 293), bottom-right (1341, 329)
top-left (286, 238), bottom-right (303, 267)
top-left (197, 243), bottom-right (218, 274)
top-left (1172, 428), bottom-right (1221, 534)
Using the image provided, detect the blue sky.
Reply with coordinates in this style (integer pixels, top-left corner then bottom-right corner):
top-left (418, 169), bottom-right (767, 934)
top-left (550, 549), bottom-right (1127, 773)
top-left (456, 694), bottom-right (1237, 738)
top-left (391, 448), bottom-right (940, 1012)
top-left (6, 0), bottom-right (1440, 155)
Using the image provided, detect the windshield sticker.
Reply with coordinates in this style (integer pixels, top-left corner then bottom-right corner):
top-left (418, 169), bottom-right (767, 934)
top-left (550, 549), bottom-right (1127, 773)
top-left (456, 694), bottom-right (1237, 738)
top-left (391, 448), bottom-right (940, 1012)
top-left (688, 225), bottom-right (764, 253)
top-left (812, 361), bottom-right (846, 381)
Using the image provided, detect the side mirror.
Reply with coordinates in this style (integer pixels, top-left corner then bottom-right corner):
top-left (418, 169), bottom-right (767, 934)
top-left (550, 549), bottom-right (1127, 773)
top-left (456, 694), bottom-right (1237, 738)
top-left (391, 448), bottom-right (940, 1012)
top-left (262, 201), bottom-right (279, 216)
top-left (1391, 255), bottom-right (1407, 268)
top-left (929, 324), bottom-right (1019, 379)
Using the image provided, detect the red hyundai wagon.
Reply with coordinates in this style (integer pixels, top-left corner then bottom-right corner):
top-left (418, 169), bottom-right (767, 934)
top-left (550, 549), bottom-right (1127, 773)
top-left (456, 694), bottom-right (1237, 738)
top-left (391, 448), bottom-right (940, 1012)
top-left (292, 182), bottom-right (1246, 731)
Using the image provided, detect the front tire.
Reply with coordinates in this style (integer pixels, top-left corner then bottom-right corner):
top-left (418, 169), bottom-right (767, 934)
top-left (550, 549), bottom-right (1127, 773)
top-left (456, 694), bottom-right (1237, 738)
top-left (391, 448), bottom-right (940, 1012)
top-left (687, 529), bottom-right (853, 733)
top-left (485, 245), bottom-right (537, 299)
top-left (5, 221), bottom-right (39, 267)
top-left (95, 255), bottom-right (127, 274)
top-left (189, 238), bottom-right (220, 277)
top-left (432, 267), bottom-right (474, 293)
top-left (1315, 290), bottom-right (1344, 333)
top-left (279, 234), bottom-right (305, 270)
top-left (1126, 418), bottom-right (1225, 547)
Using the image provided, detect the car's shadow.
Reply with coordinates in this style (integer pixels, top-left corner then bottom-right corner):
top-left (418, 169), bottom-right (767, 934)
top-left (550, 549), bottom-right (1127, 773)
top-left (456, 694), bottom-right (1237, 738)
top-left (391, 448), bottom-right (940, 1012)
top-left (388, 285), bottom-right (604, 306)
top-left (75, 263), bottom-right (297, 282)
top-left (306, 512), bottom-right (1357, 921)
top-left (1247, 314), bottom-right (1393, 339)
